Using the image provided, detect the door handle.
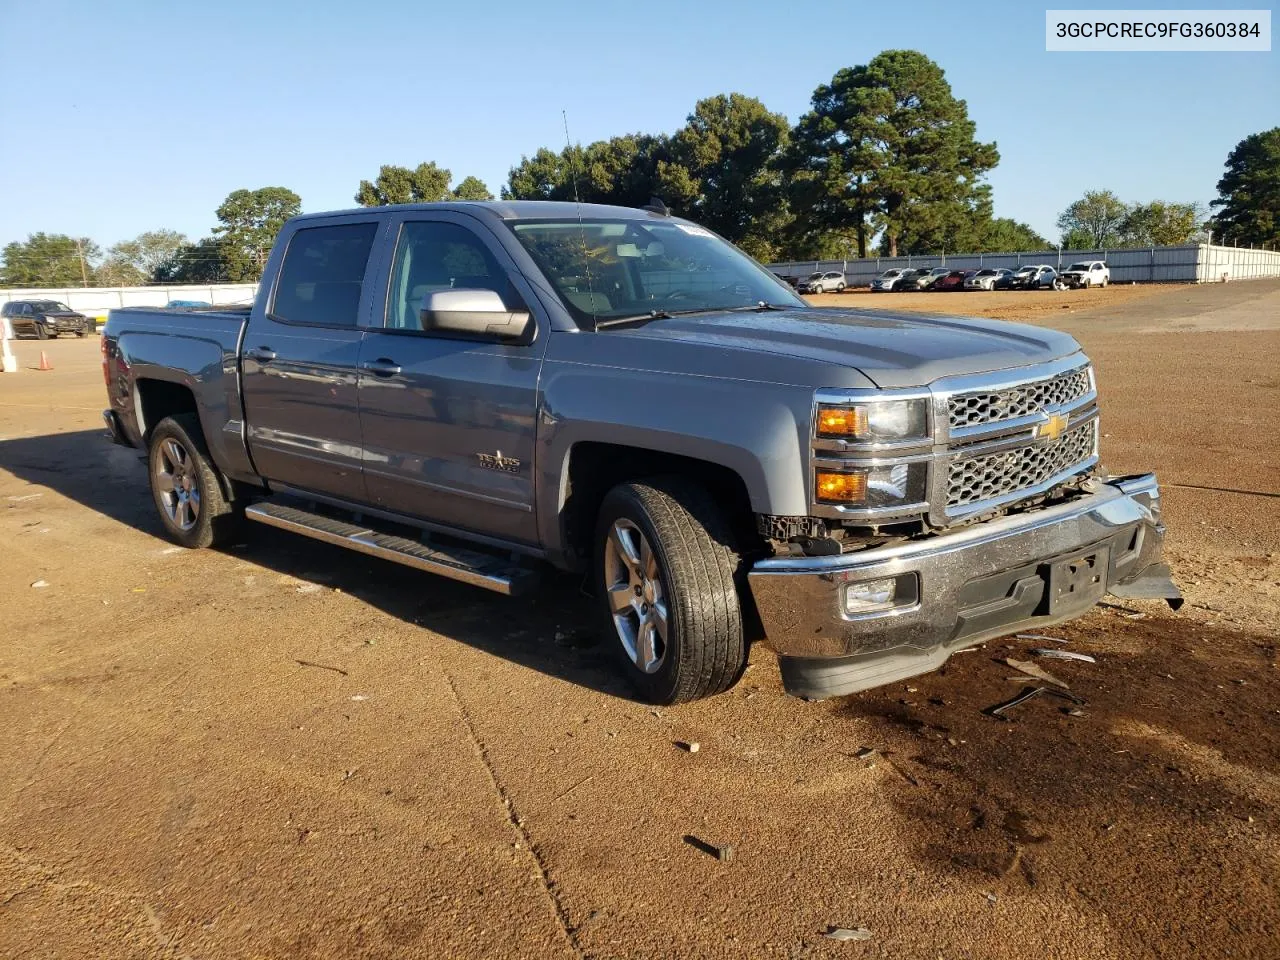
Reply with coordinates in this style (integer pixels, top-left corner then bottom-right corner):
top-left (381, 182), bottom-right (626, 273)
top-left (362, 358), bottom-right (401, 377)
top-left (246, 346), bottom-right (276, 363)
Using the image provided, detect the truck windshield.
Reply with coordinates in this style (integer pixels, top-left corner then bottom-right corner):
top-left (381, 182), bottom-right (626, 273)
top-left (509, 218), bottom-right (806, 327)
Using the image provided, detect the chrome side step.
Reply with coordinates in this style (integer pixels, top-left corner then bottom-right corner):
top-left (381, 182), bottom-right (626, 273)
top-left (244, 501), bottom-right (536, 596)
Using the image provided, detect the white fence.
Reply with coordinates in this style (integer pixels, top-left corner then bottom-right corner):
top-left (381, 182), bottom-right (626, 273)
top-left (770, 243), bottom-right (1280, 286)
top-left (0, 283), bottom-right (259, 324)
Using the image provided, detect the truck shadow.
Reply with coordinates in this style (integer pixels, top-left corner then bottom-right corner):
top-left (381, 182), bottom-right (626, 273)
top-left (0, 429), bottom-right (624, 698)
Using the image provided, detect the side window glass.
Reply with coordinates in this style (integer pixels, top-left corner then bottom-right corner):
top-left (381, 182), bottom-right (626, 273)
top-left (271, 222), bottom-right (378, 328)
top-left (385, 221), bottom-right (506, 331)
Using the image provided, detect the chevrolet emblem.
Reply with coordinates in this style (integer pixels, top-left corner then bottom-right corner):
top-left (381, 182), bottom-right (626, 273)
top-left (1035, 412), bottom-right (1070, 441)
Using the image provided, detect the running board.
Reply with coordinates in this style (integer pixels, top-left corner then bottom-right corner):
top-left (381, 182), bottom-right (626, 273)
top-left (244, 501), bottom-right (536, 596)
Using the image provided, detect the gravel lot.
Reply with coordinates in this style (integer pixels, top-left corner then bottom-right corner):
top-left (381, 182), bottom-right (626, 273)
top-left (2, 281), bottom-right (1277, 959)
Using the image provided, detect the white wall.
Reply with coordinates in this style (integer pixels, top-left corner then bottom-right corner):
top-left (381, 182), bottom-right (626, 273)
top-left (0, 283), bottom-right (259, 324)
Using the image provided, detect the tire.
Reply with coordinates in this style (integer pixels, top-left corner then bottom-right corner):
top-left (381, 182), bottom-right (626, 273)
top-left (76, 330), bottom-right (87, 338)
top-left (35, 324), bottom-right (49, 340)
top-left (837, 283), bottom-right (846, 293)
top-left (594, 477), bottom-right (746, 704)
top-left (147, 414), bottom-right (237, 549)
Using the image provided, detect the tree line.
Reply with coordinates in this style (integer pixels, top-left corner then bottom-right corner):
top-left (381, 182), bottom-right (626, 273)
top-left (2, 50), bottom-right (1277, 288)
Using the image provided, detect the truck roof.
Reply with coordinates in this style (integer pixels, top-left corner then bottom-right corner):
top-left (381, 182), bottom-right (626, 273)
top-left (287, 200), bottom-right (678, 225)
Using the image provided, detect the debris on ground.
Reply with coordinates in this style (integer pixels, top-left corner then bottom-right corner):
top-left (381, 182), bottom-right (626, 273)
top-left (1061, 707), bottom-right (1086, 717)
top-left (30, 579), bottom-right (49, 589)
top-left (1015, 633), bottom-right (1069, 644)
top-left (7, 493), bottom-right (42, 502)
top-left (983, 892), bottom-right (999, 904)
top-left (683, 835), bottom-right (734, 861)
top-left (853, 747), bottom-right (878, 761)
top-left (1031, 649), bottom-right (1097, 663)
top-left (295, 659), bottom-right (349, 676)
top-left (823, 926), bottom-right (872, 941)
top-left (1004, 658), bottom-right (1069, 688)
top-left (985, 685), bottom-right (1087, 720)
top-left (350, 694), bottom-right (369, 702)
top-left (675, 741), bottom-right (700, 753)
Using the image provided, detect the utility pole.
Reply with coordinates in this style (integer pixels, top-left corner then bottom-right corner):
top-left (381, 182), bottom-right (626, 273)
top-left (74, 238), bottom-right (89, 286)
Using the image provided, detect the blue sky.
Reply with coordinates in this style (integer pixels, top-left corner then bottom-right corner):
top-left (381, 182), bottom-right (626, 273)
top-left (1, 0), bottom-right (1275, 254)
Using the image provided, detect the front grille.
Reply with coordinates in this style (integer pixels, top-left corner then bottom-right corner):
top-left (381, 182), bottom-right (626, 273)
top-left (948, 421), bottom-right (1095, 509)
top-left (949, 365), bottom-right (1091, 430)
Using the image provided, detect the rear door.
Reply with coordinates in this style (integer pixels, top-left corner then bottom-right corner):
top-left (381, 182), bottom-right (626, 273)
top-left (240, 217), bottom-right (382, 501)
top-left (356, 211), bottom-right (546, 545)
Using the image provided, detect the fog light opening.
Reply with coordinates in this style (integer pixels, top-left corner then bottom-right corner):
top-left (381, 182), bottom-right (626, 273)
top-left (841, 573), bottom-right (919, 616)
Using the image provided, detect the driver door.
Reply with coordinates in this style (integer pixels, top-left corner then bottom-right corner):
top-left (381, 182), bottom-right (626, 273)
top-left (356, 213), bottom-right (548, 545)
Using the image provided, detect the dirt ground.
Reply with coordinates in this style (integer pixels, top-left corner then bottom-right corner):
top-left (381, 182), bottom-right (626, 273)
top-left (1, 282), bottom-right (1277, 960)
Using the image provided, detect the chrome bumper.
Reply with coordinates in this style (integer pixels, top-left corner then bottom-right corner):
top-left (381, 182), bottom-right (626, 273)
top-left (748, 474), bottom-right (1176, 698)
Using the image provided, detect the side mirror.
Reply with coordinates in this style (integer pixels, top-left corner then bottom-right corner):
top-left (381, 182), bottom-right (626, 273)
top-left (421, 289), bottom-right (532, 342)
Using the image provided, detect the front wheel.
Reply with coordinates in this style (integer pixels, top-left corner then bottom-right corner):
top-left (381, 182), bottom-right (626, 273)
top-left (594, 478), bottom-right (746, 704)
top-left (147, 414), bottom-right (237, 549)
top-left (35, 325), bottom-right (49, 340)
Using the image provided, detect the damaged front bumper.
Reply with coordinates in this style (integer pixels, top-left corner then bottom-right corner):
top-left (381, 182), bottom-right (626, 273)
top-left (748, 474), bottom-right (1179, 699)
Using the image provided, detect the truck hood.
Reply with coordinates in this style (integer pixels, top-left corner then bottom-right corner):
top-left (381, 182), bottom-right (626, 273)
top-left (606, 307), bottom-right (1082, 388)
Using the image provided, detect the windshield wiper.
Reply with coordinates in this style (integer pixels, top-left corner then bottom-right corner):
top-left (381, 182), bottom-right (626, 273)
top-left (595, 309), bottom-right (677, 329)
top-left (595, 302), bottom-right (791, 329)
top-left (726, 301), bottom-right (791, 312)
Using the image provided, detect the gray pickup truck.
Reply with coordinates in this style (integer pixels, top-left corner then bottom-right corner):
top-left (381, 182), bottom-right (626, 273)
top-left (102, 201), bottom-right (1179, 703)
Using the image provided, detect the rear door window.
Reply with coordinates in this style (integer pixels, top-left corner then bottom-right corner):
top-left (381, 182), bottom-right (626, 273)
top-left (271, 222), bottom-right (378, 327)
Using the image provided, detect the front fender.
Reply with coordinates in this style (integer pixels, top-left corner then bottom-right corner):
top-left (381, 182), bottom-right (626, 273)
top-left (535, 359), bottom-right (817, 553)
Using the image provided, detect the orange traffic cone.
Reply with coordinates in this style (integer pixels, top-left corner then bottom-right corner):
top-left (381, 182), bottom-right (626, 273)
top-left (38, 351), bottom-right (52, 371)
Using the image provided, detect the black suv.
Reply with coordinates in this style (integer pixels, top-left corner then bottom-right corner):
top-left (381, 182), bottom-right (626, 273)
top-left (1, 300), bottom-right (91, 339)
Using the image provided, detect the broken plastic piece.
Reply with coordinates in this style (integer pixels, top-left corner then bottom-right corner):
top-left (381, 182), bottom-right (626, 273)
top-left (1031, 649), bottom-right (1096, 663)
top-left (985, 685), bottom-right (1086, 720)
top-left (823, 927), bottom-right (873, 941)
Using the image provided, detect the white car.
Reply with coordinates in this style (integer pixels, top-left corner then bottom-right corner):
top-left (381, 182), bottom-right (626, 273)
top-left (964, 268), bottom-right (1013, 291)
top-left (1058, 260), bottom-right (1110, 289)
top-left (797, 271), bottom-right (847, 294)
top-left (870, 268), bottom-right (911, 292)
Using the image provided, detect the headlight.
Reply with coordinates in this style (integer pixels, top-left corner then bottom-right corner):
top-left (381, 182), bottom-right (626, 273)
top-left (815, 462), bottom-right (928, 507)
top-left (816, 398), bottom-right (929, 442)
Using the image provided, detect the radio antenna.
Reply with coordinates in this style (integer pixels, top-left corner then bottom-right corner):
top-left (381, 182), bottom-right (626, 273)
top-left (562, 109), bottom-right (598, 328)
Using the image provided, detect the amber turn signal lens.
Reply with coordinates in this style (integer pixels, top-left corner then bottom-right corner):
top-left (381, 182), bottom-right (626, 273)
top-left (816, 406), bottom-right (868, 438)
top-left (815, 470), bottom-right (868, 504)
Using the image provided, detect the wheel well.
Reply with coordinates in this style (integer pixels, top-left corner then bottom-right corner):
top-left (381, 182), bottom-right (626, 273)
top-left (135, 379), bottom-right (198, 442)
top-left (561, 442), bottom-right (761, 563)
top-left (562, 442), bottom-right (767, 645)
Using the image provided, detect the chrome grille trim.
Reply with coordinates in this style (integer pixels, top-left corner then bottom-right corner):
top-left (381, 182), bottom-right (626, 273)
top-left (948, 364), bottom-right (1092, 431)
top-left (948, 420), bottom-right (1097, 510)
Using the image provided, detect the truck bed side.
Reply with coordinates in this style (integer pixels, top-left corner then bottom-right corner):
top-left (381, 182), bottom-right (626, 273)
top-left (102, 306), bottom-right (259, 485)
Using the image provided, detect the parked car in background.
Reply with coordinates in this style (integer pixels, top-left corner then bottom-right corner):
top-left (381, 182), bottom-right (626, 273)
top-left (772, 273), bottom-right (800, 289)
top-left (1, 300), bottom-right (91, 339)
top-left (965, 268), bottom-right (1013, 291)
top-left (1007, 265), bottom-right (1058, 290)
top-left (930, 270), bottom-right (969, 292)
top-left (797, 271), bottom-right (847, 294)
top-left (870, 268), bottom-right (913, 292)
top-left (911, 267), bottom-right (951, 290)
top-left (1058, 261), bottom-right (1109, 289)
top-left (993, 269), bottom-right (1022, 290)
top-left (895, 268), bottom-right (929, 290)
